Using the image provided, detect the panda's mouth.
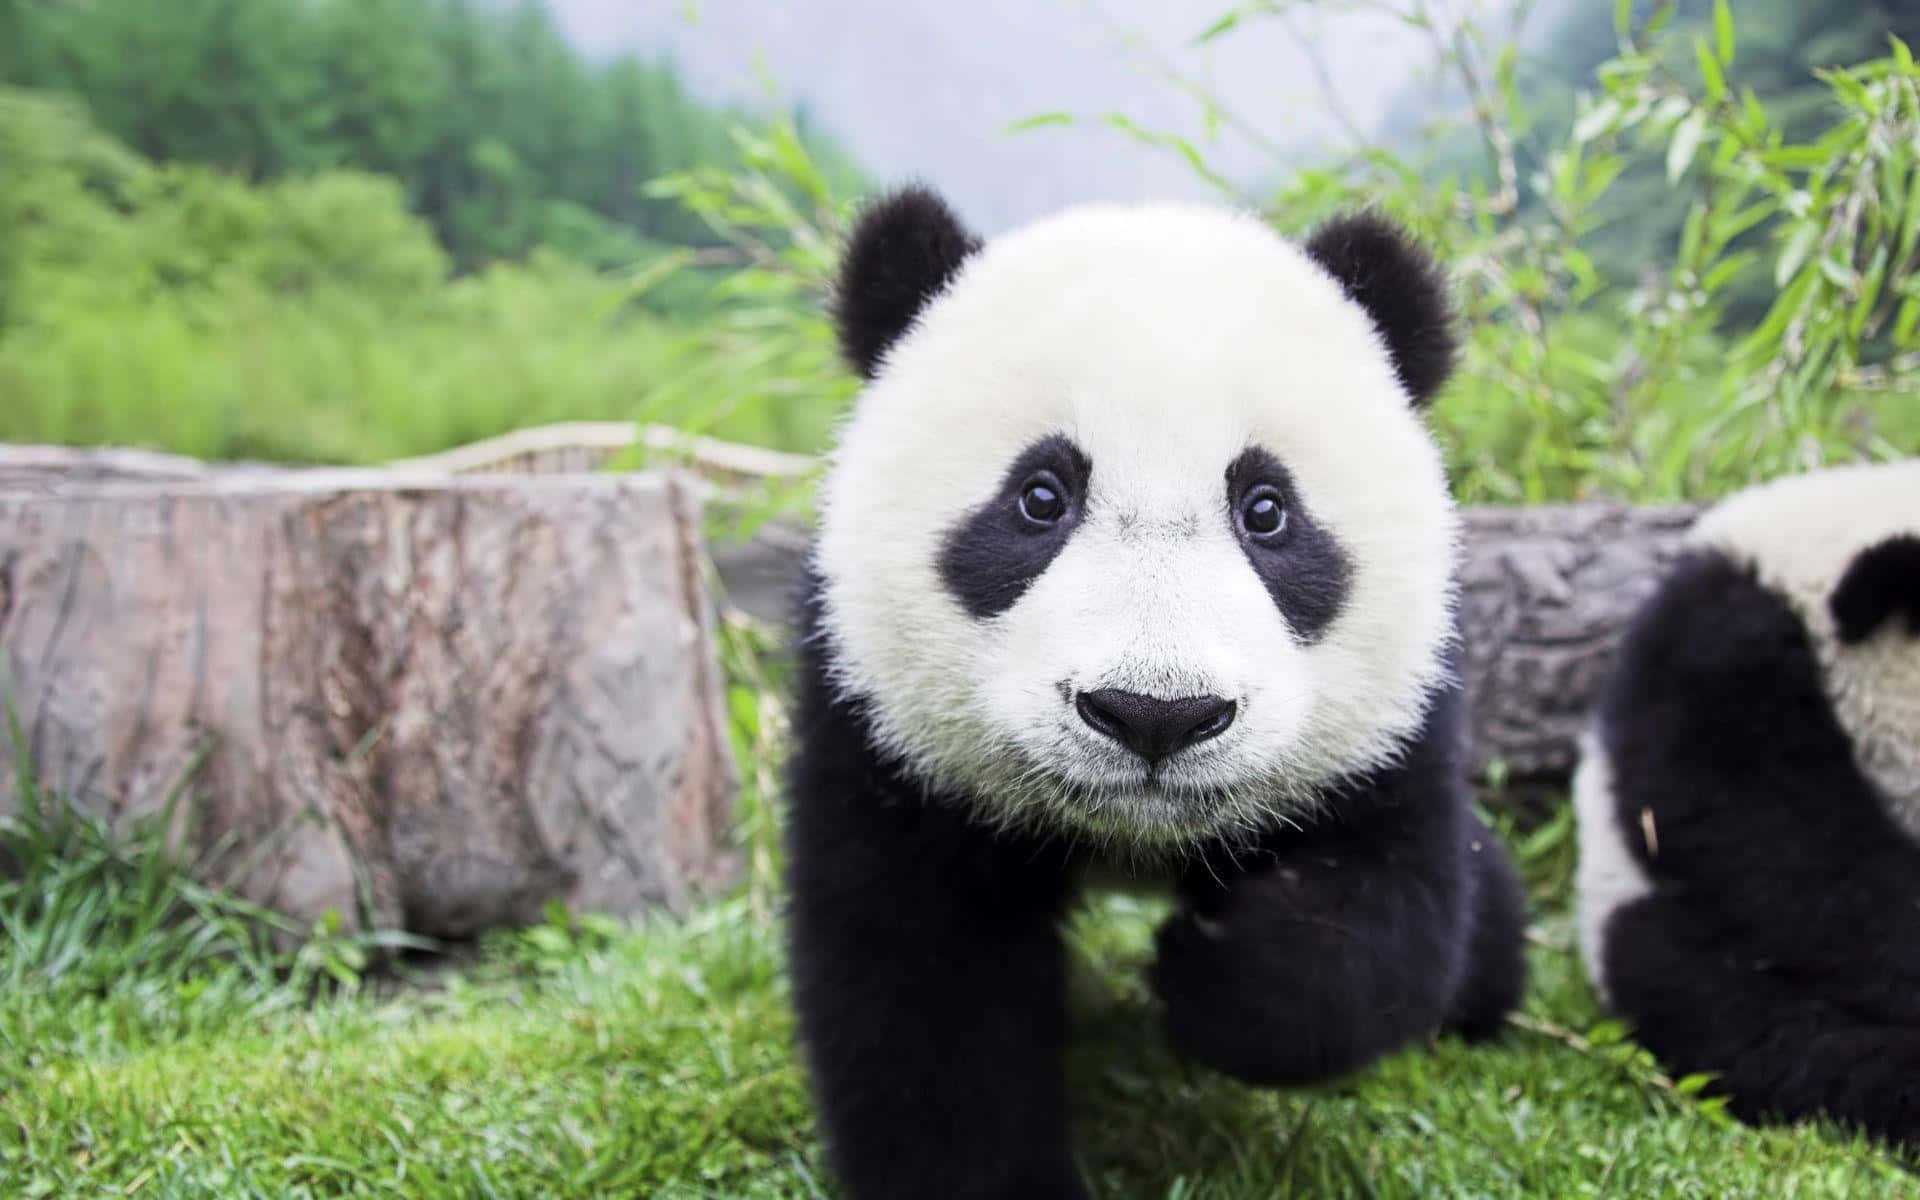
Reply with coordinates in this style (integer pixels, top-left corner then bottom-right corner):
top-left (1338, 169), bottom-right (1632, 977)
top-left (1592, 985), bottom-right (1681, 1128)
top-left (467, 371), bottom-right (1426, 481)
top-left (1045, 775), bottom-right (1238, 844)
top-left (1032, 747), bottom-right (1243, 825)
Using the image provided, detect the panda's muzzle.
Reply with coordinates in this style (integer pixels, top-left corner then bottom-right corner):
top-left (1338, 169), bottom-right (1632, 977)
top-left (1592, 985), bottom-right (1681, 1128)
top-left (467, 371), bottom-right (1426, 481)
top-left (1075, 689), bottom-right (1236, 764)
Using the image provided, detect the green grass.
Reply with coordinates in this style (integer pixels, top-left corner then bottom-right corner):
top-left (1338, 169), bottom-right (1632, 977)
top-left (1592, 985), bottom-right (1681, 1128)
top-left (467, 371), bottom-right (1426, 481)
top-left (4, 780), bottom-right (1917, 1198)
top-left (2, 623), bottom-right (1914, 1198)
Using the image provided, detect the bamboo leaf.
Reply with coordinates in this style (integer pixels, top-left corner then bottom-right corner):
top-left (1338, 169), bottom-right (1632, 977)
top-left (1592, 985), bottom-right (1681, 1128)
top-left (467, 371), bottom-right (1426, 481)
top-left (1701, 251), bottom-right (1757, 294)
top-left (1849, 246), bottom-right (1889, 341)
top-left (1644, 2), bottom-right (1676, 42)
top-left (1895, 296), bottom-right (1920, 344)
top-left (1775, 222), bottom-right (1817, 288)
top-left (1713, 0), bottom-right (1736, 65)
top-left (1192, 9), bottom-right (1242, 45)
top-left (1005, 112), bottom-right (1074, 133)
top-left (1900, 160), bottom-right (1920, 264)
top-left (1667, 111), bottom-right (1706, 184)
top-left (1695, 37), bottom-right (1725, 103)
top-left (1652, 95), bottom-right (1692, 128)
top-left (1572, 97), bottom-right (1621, 145)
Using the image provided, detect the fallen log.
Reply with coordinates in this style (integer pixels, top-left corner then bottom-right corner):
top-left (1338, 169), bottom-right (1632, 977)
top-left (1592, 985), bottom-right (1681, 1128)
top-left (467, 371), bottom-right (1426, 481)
top-left (1453, 502), bottom-right (1701, 780)
top-left (0, 463), bottom-right (738, 936)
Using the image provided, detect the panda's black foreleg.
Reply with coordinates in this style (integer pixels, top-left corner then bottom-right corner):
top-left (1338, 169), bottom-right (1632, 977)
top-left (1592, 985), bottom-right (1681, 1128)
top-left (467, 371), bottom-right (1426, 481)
top-left (1150, 793), bottom-right (1487, 1088)
top-left (1604, 895), bottom-right (1920, 1146)
top-left (785, 767), bottom-right (1087, 1200)
top-left (1444, 811), bottom-right (1528, 1042)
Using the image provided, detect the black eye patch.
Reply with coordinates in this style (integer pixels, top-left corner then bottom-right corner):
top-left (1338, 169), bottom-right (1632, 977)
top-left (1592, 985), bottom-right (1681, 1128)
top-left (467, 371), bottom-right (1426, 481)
top-left (1225, 447), bottom-right (1353, 643)
top-left (938, 435), bottom-right (1092, 619)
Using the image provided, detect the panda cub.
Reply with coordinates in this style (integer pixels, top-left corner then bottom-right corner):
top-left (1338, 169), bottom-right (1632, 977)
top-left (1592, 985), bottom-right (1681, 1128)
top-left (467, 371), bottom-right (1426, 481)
top-left (786, 186), bottom-right (1528, 1199)
top-left (1576, 458), bottom-right (1920, 1145)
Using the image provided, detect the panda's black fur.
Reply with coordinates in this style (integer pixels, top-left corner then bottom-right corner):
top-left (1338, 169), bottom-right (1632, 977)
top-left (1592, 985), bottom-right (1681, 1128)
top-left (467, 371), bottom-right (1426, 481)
top-left (831, 185), bottom-right (983, 382)
top-left (786, 188), bottom-right (1528, 1199)
top-left (1583, 505), bottom-right (1920, 1147)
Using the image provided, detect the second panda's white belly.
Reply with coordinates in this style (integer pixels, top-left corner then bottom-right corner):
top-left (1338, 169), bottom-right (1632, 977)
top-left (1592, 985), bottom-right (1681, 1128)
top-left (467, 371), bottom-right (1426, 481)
top-left (1572, 726), bottom-right (1652, 1004)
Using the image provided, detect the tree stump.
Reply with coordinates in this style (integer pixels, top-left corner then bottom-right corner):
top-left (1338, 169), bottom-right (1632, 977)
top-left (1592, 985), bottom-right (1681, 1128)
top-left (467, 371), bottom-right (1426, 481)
top-left (0, 465), bottom-right (738, 937)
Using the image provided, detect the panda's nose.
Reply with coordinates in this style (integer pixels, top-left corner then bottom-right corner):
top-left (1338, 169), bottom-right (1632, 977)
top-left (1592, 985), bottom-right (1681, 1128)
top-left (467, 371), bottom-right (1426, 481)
top-left (1075, 689), bottom-right (1236, 763)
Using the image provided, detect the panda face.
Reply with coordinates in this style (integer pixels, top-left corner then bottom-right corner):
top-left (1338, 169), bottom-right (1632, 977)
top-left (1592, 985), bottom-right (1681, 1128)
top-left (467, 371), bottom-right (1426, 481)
top-left (813, 191), bottom-right (1462, 847)
top-left (1689, 459), bottom-right (1920, 839)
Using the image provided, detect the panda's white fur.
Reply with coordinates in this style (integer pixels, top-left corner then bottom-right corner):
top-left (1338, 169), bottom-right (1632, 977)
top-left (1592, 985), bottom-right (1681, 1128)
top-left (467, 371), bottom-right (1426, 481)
top-left (813, 202), bottom-right (1459, 846)
top-left (1572, 727), bottom-right (1648, 1001)
top-left (1573, 456), bottom-right (1920, 1000)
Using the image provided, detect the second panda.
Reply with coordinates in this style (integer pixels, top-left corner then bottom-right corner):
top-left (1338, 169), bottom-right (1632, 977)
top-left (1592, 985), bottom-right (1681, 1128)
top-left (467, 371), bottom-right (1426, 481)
top-left (785, 186), bottom-right (1529, 1200)
top-left (1576, 458), bottom-right (1920, 1146)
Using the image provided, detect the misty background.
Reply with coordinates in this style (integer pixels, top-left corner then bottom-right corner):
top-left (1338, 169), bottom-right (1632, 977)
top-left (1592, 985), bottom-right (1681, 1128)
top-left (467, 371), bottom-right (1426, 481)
top-left (547, 0), bottom-right (1535, 231)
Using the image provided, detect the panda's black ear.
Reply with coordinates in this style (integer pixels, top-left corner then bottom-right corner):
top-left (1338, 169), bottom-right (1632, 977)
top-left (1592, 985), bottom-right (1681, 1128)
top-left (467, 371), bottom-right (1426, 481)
top-left (1304, 212), bottom-right (1458, 407)
top-left (1830, 534), bottom-right (1920, 644)
top-left (832, 185), bottom-right (982, 380)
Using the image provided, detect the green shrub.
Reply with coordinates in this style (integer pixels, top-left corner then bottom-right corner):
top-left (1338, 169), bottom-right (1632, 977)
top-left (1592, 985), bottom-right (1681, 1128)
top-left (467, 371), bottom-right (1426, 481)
top-left (0, 88), bottom-right (849, 464)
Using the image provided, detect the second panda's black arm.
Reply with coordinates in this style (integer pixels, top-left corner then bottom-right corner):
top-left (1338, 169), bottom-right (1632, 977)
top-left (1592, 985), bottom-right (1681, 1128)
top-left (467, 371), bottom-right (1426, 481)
top-left (1596, 548), bottom-right (1920, 1017)
top-left (1152, 684), bottom-right (1520, 1086)
top-left (783, 626), bottom-right (1086, 1199)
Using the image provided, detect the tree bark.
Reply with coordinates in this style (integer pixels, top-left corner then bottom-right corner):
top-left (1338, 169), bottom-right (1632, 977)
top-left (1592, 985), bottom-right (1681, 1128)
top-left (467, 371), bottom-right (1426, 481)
top-left (0, 463), bottom-right (739, 937)
top-left (1454, 502), bottom-right (1701, 780)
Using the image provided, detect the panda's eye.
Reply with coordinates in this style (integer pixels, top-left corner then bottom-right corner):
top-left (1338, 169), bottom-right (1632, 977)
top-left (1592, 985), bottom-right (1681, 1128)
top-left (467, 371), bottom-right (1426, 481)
top-left (1018, 474), bottom-right (1067, 525)
top-left (1241, 487), bottom-right (1287, 538)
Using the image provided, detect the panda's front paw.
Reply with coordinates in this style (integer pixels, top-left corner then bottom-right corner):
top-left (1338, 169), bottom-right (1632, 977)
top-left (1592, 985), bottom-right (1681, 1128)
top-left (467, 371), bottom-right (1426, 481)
top-left (1804, 1029), bottom-right (1920, 1149)
top-left (1150, 902), bottom-right (1369, 1087)
top-left (1151, 873), bottom-right (1451, 1088)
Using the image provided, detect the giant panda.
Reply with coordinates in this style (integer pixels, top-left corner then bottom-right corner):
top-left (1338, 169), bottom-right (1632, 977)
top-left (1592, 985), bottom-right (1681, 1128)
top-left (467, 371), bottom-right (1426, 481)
top-left (1575, 457), bottom-right (1920, 1145)
top-left (784, 185), bottom-right (1529, 1200)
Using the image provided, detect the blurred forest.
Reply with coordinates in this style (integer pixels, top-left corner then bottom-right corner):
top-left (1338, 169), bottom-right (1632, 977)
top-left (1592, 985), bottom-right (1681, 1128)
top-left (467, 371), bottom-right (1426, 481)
top-left (0, 0), bottom-right (863, 265)
top-left (0, 0), bottom-right (1914, 497)
top-left (0, 0), bottom-right (861, 462)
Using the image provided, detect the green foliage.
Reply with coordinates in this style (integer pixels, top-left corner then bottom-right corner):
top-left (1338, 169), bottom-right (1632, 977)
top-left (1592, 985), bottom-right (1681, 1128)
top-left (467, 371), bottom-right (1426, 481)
top-left (1485, 0), bottom-right (1920, 327)
top-left (0, 88), bottom-right (852, 463)
top-left (1, 0), bottom-right (862, 269)
top-left (1095, 4), bottom-right (1920, 501)
top-left (640, 115), bottom-right (861, 468)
